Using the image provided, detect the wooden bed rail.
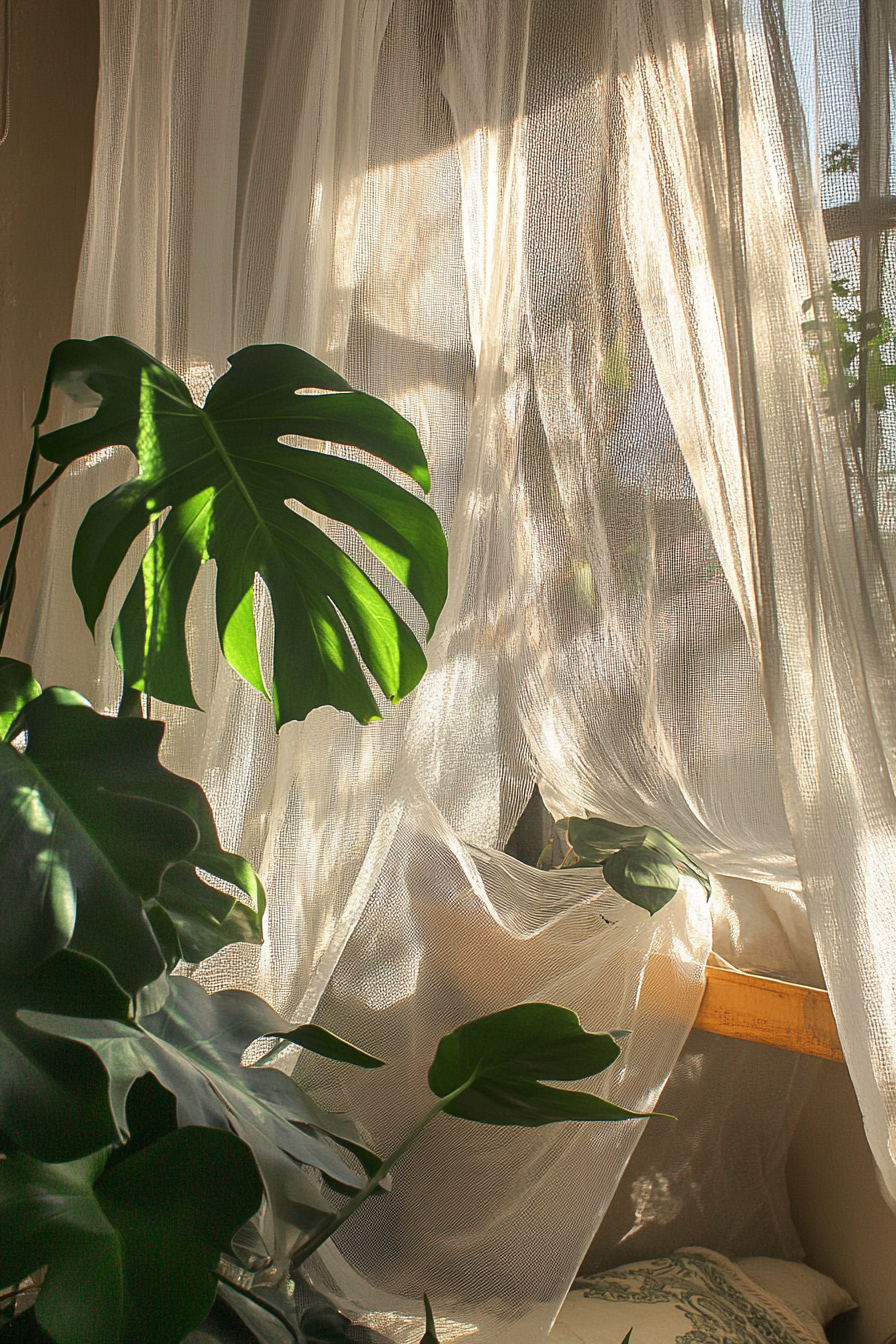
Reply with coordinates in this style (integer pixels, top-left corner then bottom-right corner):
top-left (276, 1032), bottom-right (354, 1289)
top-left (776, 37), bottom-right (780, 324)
top-left (694, 965), bottom-right (845, 1062)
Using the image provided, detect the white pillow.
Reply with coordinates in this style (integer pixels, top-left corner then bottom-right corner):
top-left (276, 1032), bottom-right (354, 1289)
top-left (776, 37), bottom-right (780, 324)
top-left (551, 1248), bottom-right (840, 1344)
top-left (736, 1256), bottom-right (856, 1342)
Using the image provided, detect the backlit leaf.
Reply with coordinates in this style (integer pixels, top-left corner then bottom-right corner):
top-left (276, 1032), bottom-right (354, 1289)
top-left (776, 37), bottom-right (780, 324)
top-left (0, 658), bottom-right (40, 740)
top-left (563, 816), bottom-right (711, 914)
top-left (36, 338), bottom-right (448, 727)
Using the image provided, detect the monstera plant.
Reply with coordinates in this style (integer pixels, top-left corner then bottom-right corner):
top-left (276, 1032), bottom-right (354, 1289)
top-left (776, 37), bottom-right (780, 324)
top-left (0, 338), bottom-right (654, 1344)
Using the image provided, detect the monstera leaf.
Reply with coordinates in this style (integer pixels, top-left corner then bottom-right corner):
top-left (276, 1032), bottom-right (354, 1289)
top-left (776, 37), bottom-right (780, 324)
top-left (0, 1123), bottom-right (263, 1344)
top-left (562, 816), bottom-right (712, 916)
top-left (427, 1002), bottom-right (646, 1126)
top-left (35, 337), bottom-right (448, 727)
top-left (21, 976), bottom-right (383, 1259)
top-left (0, 688), bottom-right (264, 994)
top-left (0, 950), bottom-right (129, 1162)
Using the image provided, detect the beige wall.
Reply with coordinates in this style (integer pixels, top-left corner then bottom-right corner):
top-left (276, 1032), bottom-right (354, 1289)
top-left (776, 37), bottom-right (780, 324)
top-left (0, 0), bottom-right (98, 660)
top-left (788, 1061), bottom-right (896, 1344)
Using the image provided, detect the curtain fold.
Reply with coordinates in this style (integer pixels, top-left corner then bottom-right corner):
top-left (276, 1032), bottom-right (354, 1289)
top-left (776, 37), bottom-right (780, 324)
top-left (618, 0), bottom-right (896, 1207)
top-left (26, 0), bottom-right (896, 1336)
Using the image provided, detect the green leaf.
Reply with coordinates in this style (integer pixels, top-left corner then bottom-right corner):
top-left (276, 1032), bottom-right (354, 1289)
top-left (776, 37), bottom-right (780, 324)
top-left (0, 658), bottom-right (40, 739)
top-left (257, 1023), bottom-right (385, 1070)
top-left (0, 1124), bottom-right (263, 1344)
top-left (0, 688), bottom-right (264, 992)
top-left (0, 690), bottom-right (193, 992)
top-left (0, 951), bottom-right (129, 1161)
top-left (36, 337), bottom-right (449, 727)
top-left (865, 348), bottom-right (896, 410)
top-left (601, 845), bottom-right (681, 916)
top-left (0, 1148), bottom-right (121, 1344)
top-left (419, 1295), bottom-right (440, 1344)
top-left (601, 332), bottom-right (631, 391)
top-left (150, 865), bottom-right (264, 966)
top-left (21, 976), bottom-right (382, 1258)
top-left (824, 141), bottom-right (859, 176)
top-left (427, 1003), bottom-right (646, 1127)
top-left (564, 816), bottom-right (712, 914)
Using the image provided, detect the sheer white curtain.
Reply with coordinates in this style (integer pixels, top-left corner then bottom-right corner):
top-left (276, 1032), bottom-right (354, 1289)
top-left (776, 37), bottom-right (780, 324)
top-left (615, 0), bottom-right (896, 1212)
top-left (27, 0), bottom-right (896, 1337)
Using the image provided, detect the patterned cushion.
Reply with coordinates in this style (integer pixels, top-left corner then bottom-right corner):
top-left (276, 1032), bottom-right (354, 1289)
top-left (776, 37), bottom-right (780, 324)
top-left (736, 1257), bottom-right (855, 1341)
top-left (551, 1249), bottom-right (826, 1344)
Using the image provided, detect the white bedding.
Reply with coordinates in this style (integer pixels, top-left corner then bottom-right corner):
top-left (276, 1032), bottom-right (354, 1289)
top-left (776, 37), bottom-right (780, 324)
top-left (551, 1248), bottom-right (855, 1344)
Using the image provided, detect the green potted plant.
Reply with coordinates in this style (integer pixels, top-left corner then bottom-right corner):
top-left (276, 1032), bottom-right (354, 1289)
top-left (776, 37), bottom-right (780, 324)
top-left (0, 337), bottom-right (673, 1344)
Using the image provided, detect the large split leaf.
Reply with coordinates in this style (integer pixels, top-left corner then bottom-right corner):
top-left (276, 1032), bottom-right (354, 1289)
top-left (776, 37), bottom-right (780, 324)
top-left (563, 816), bottom-right (712, 916)
top-left (0, 689), bottom-right (264, 993)
top-left (428, 1002), bottom-right (647, 1127)
top-left (35, 337), bottom-right (449, 727)
top-left (0, 1124), bottom-right (263, 1344)
top-left (0, 950), bottom-right (129, 1163)
top-left (21, 976), bottom-right (382, 1259)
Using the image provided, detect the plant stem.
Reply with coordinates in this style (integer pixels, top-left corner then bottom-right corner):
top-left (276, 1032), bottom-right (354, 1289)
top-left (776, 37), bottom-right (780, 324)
top-left (289, 1075), bottom-right (475, 1273)
top-left (0, 461), bottom-right (67, 531)
top-left (0, 428), bottom-right (42, 655)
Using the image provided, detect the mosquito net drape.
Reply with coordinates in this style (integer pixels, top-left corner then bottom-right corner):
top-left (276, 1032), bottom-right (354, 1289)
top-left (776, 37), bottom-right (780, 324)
top-left (27, 1), bottom-right (896, 1340)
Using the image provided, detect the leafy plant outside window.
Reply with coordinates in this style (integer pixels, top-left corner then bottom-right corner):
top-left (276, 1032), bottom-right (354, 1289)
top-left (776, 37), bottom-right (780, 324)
top-left (801, 277), bottom-right (896, 419)
top-left (823, 140), bottom-right (859, 177)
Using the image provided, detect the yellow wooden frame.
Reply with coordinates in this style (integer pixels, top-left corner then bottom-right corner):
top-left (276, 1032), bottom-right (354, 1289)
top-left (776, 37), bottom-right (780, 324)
top-left (694, 966), bottom-right (844, 1062)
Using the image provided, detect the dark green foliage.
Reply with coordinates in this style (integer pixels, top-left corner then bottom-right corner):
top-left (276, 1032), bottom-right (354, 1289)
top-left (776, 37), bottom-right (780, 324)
top-left (0, 336), bottom-right (451, 1343)
top-left (0, 658), bottom-right (40, 739)
top-left (297, 1308), bottom-right (357, 1342)
top-left (428, 1002), bottom-right (645, 1126)
top-left (256, 1023), bottom-right (384, 1070)
top-left (0, 1122), bottom-right (262, 1344)
top-left (0, 951), bottom-right (128, 1162)
top-left (0, 687), bottom-right (264, 994)
top-left (559, 816), bottom-right (711, 915)
top-left (35, 337), bottom-right (448, 727)
top-left (419, 1296), bottom-right (440, 1344)
top-left (20, 976), bottom-right (381, 1234)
